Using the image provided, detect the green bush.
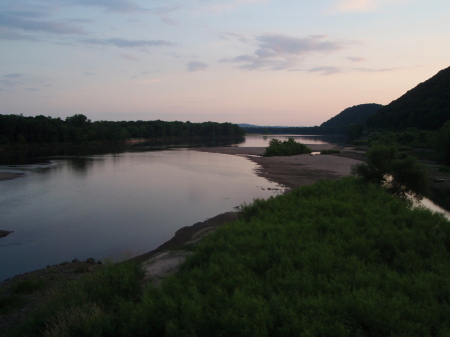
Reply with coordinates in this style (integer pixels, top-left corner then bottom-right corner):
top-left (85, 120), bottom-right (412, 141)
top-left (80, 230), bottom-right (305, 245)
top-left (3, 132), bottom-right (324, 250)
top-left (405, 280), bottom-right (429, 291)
top-left (7, 261), bottom-right (143, 337)
top-left (352, 142), bottom-right (429, 202)
top-left (264, 138), bottom-right (311, 157)
top-left (13, 279), bottom-right (45, 295)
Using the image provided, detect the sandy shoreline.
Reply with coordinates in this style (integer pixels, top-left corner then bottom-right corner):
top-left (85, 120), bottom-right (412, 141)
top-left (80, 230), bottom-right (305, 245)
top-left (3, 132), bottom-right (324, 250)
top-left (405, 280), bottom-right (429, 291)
top-left (193, 145), bottom-right (363, 189)
top-left (134, 146), bottom-right (363, 281)
top-left (1, 145), bottom-right (363, 284)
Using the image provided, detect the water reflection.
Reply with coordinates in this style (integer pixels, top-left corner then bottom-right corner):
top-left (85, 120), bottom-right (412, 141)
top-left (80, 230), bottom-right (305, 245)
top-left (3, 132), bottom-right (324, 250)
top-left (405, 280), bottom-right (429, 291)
top-left (0, 149), bottom-right (283, 281)
top-left (235, 134), bottom-right (346, 147)
top-left (418, 198), bottom-right (450, 220)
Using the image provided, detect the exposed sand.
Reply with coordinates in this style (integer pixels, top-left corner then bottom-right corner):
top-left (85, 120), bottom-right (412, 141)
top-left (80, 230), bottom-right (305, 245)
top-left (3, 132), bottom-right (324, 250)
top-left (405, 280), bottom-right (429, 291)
top-left (194, 145), bottom-right (363, 189)
top-left (138, 146), bottom-right (363, 284)
top-left (0, 144), bottom-right (364, 285)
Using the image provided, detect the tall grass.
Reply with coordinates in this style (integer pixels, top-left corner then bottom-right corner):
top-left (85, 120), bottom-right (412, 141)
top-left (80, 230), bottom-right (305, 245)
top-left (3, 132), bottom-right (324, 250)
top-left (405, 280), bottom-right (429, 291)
top-left (8, 178), bottom-right (450, 337)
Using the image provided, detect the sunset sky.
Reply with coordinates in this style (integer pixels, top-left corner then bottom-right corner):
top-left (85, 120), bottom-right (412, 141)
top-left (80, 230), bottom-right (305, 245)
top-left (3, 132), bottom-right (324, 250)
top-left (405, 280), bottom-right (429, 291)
top-left (1, 0), bottom-right (449, 126)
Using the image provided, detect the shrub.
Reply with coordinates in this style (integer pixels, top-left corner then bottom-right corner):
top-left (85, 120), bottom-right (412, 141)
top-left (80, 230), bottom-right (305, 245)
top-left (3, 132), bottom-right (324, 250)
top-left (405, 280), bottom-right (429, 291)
top-left (263, 138), bottom-right (311, 157)
top-left (352, 142), bottom-right (429, 202)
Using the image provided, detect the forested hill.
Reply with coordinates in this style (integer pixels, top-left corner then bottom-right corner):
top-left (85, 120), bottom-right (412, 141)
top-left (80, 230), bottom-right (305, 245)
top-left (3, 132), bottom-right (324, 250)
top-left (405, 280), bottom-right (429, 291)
top-left (320, 103), bottom-right (383, 128)
top-left (367, 66), bottom-right (450, 130)
top-left (0, 114), bottom-right (245, 145)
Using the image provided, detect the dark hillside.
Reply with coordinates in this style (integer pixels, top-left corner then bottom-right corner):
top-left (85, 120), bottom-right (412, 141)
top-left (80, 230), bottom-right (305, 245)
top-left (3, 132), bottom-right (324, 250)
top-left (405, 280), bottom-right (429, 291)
top-left (367, 66), bottom-right (450, 130)
top-left (321, 103), bottom-right (383, 127)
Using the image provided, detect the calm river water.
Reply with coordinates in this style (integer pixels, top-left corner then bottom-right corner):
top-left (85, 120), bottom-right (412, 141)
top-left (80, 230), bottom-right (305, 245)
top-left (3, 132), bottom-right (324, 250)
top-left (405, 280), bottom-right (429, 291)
top-left (1, 134), bottom-right (448, 281)
top-left (0, 148), bottom-right (286, 281)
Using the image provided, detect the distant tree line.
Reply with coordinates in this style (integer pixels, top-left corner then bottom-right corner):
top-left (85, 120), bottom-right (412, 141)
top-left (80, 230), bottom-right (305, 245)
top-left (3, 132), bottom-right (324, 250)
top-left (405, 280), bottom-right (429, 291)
top-left (367, 66), bottom-right (450, 131)
top-left (0, 114), bottom-right (245, 145)
top-left (320, 103), bottom-right (383, 128)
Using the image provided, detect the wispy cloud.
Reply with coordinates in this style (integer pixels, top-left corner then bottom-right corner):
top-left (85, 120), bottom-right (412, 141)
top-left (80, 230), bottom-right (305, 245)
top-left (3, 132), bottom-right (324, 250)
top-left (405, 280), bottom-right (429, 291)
top-left (290, 65), bottom-right (400, 75)
top-left (69, 0), bottom-right (147, 13)
top-left (4, 73), bottom-right (25, 78)
top-left (0, 27), bottom-right (39, 41)
top-left (82, 37), bottom-right (175, 48)
top-left (0, 11), bottom-right (85, 35)
top-left (221, 34), bottom-right (352, 70)
top-left (187, 61), bottom-right (208, 72)
top-left (121, 53), bottom-right (140, 61)
top-left (347, 56), bottom-right (366, 62)
top-left (160, 16), bottom-right (179, 26)
top-left (308, 66), bottom-right (344, 75)
top-left (0, 72), bottom-right (51, 91)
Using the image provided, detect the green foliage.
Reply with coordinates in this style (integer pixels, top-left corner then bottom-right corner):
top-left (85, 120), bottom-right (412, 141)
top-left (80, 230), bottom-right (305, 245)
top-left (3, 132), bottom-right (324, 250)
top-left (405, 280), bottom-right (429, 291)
top-left (263, 138), bottom-right (311, 157)
top-left (13, 279), bottom-right (45, 295)
top-left (436, 121), bottom-right (450, 165)
top-left (351, 143), bottom-right (429, 202)
top-left (367, 66), bottom-right (450, 130)
top-left (321, 103), bottom-right (383, 128)
top-left (0, 295), bottom-right (23, 315)
top-left (0, 114), bottom-right (245, 145)
top-left (8, 179), bottom-right (450, 337)
top-left (368, 128), bottom-right (437, 149)
top-left (7, 261), bottom-right (143, 337)
top-left (346, 123), bottom-right (364, 142)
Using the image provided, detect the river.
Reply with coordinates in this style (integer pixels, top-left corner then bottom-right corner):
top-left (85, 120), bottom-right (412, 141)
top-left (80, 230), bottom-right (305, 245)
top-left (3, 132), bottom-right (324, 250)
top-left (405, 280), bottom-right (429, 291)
top-left (0, 146), bottom-right (289, 281)
top-left (1, 134), bottom-right (448, 281)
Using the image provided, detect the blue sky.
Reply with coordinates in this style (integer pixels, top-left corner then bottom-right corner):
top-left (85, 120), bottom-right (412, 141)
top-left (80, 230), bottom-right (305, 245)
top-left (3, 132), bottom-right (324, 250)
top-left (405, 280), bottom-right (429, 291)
top-left (1, 0), bottom-right (449, 126)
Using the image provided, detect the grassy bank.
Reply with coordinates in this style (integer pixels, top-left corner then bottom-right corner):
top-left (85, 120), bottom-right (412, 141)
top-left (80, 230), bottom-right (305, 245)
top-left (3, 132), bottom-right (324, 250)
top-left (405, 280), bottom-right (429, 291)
top-left (6, 178), bottom-right (450, 337)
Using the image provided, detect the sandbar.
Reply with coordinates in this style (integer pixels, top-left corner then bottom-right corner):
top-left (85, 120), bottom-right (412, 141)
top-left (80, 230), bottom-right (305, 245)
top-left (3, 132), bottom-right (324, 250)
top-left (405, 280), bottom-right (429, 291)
top-left (193, 145), bottom-right (363, 190)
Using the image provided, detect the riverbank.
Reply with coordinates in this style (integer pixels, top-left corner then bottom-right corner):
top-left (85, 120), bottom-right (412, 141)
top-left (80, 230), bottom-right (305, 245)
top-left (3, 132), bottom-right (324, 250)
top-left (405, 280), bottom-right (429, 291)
top-left (132, 145), bottom-right (363, 283)
top-left (194, 145), bottom-right (362, 189)
top-left (0, 145), bottom-right (363, 334)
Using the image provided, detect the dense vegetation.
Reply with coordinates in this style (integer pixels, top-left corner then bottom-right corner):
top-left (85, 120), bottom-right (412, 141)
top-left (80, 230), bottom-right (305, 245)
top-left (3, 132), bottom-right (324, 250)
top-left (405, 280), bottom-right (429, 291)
top-left (320, 103), bottom-right (383, 128)
top-left (7, 178), bottom-right (450, 337)
top-left (263, 138), bottom-right (311, 157)
top-left (351, 142), bottom-right (429, 202)
top-left (0, 114), bottom-right (245, 145)
top-left (367, 66), bottom-right (450, 130)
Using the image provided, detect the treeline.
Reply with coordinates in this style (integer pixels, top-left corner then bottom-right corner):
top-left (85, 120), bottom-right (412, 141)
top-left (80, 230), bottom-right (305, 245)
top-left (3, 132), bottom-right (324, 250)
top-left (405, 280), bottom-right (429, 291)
top-left (8, 178), bottom-right (450, 337)
top-left (320, 103), bottom-right (383, 128)
top-left (357, 123), bottom-right (450, 166)
top-left (0, 114), bottom-right (245, 145)
top-left (367, 66), bottom-right (450, 131)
